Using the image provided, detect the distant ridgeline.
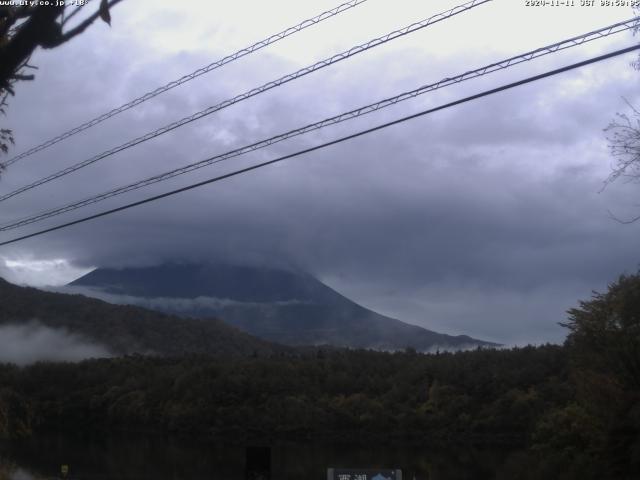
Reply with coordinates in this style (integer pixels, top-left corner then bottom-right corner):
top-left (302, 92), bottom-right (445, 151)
top-left (68, 263), bottom-right (498, 351)
top-left (1, 271), bottom-right (640, 478)
top-left (0, 277), bottom-right (286, 357)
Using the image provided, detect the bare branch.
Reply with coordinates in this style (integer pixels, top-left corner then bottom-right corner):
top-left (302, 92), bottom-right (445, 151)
top-left (61, 0), bottom-right (94, 26)
top-left (607, 209), bottom-right (640, 225)
top-left (10, 73), bottom-right (34, 81)
top-left (604, 100), bottom-right (640, 189)
top-left (2, 84), bottom-right (15, 96)
top-left (0, 0), bottom-right (123, 162)
top-left (0, 6), bottom-right (35, 20)
top-left (52, 0), bottom-right (123, 47)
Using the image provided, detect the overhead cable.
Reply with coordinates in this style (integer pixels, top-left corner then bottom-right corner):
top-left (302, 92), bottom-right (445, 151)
top-left (0, 0), bottom-right (370, 168)
top-left (0, 17), bottom-right (636, 231)
top-left (0, 43), bottom-right (638, 247)
top-left (0, 0), bottom-right (492, 201)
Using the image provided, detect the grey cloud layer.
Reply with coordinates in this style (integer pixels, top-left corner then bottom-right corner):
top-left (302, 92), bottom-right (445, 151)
top-left (0, 322), bottom-right (112, 365)
top-left (0, 7), bottom-right (639, 344)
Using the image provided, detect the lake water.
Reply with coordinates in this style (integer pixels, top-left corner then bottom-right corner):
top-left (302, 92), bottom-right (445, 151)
top-left (0, 434), bottom-right (523, 480)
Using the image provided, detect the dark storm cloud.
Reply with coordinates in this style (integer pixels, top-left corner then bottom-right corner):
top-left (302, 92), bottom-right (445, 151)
top-left (1, 2), bottom-right (639, 344)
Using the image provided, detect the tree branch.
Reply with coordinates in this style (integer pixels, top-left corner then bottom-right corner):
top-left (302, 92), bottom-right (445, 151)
top-left (10, 73), bottom-right (34, 81)
top-left (51, 0), bottom-right (124, 47)
top-left (607, 209), bottom-right (640, 225)
top-left (0, 5), bottom-right (64, 88)
top-left (61, 0), bottom-right (94, 27)
top-left (0, 6), bottom-right (35, 38)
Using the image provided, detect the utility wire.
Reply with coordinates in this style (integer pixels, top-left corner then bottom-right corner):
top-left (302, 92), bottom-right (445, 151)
top-left (1, 17), bottom-right (636, 232)
top-left (0, 0), bottom-right (492, 202)
top-left (0, 0), bottom-right (370, 168)
top-left (1, 43), bottom-right (638, 248)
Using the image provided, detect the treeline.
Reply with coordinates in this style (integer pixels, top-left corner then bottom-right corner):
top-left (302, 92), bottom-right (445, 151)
top-left (0, 277), bottom-right (287, 357)
top-left (0, 344), bottom-right (569, 443)
top-left (0, 274), bottom-right (639, 478)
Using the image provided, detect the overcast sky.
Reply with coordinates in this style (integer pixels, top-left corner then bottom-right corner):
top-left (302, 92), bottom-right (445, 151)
top-left (1, 0), bottom-right (640, 345)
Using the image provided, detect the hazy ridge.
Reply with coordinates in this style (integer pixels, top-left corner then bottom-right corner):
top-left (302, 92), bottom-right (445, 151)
top-left (70, 263), bottom-right (498, 351)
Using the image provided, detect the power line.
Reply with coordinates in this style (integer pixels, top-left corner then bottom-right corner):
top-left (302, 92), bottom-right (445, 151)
top-left (0, 0), bottom-right (370, 168)
top-left (0, 0), bottom-right (492, 202)
top-left (1, 17), bottom-right (636, 232)
top-left (1, 43), bottom-right (637, 248)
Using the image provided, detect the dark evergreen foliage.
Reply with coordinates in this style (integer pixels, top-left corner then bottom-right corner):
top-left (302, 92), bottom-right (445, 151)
top-left (1, 274), bottom-right (640, 478)
top-left (0, 277), bottom-right (288, 357)
top-left (0, 346), bottom-right (568, 444)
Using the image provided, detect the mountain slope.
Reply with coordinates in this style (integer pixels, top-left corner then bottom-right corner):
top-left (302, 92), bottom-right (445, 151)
top-left (0, 277), bottom-right (286, 357)
top-left (70, 263), bottom-right (497, 351)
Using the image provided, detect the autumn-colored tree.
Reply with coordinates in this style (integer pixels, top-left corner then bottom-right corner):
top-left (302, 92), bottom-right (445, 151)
top-left (562, 274), bottom-right (640, 475)
top-left (564, 274), bottom-right (640, 390)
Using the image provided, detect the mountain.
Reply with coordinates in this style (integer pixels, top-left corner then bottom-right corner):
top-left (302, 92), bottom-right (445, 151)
top-left (0, 277), bottom-right (286, 357)
top-left (69, 263), bottom-right (497, 351)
